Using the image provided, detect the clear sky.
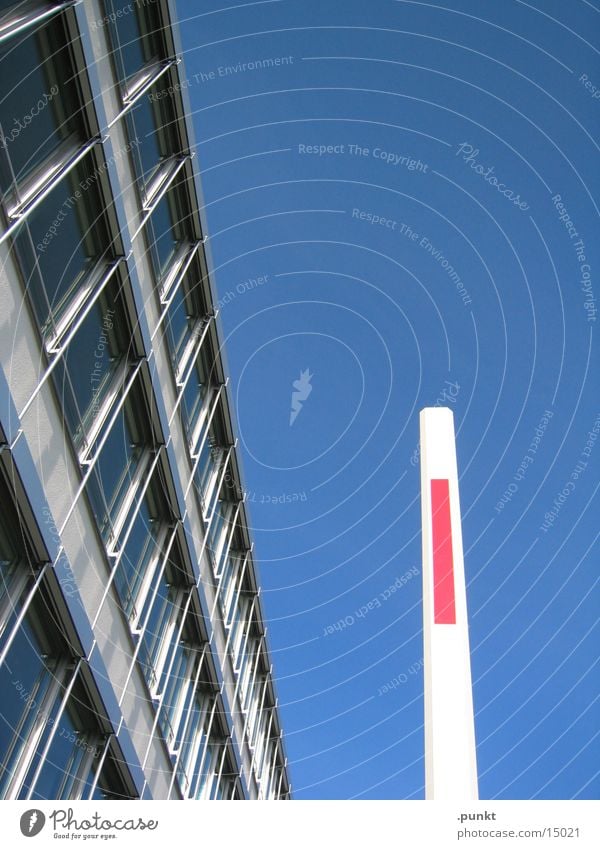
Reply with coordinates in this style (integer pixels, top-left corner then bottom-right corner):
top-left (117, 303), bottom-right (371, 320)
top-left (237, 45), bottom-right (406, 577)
top-left (175, 0), bottom-right (599, 799)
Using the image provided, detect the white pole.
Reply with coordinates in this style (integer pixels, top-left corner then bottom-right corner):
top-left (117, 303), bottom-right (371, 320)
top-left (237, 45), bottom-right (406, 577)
top-left (420, 407), bottom-right (478, 800)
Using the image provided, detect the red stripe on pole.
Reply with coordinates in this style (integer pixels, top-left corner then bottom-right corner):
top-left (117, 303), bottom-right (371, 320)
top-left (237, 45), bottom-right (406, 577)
top-left (431, 479), bottom-right (456, 624)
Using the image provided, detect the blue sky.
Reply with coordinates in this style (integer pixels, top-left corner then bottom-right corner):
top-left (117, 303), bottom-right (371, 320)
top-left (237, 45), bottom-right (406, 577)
top-left (175, 0), bottom-right (599, 799)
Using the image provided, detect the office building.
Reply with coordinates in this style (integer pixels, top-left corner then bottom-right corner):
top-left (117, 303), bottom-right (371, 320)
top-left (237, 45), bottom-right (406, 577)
top-left (0, 0), bottom-right (290, 800)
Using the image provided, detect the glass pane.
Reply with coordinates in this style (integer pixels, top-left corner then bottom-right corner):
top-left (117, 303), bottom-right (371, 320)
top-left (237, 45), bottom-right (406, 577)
top-left (127, 92), bottom-right (162, 185)
top-left (81, 748), bottom-right (134, 800)
top-left (219, 554), bottom-right (236, 621)
top-left (194, 440), bottom-right (220, 505)
top-left (104, 0), bottom-right (162, 82)
top-left (0, 1), bottom-right (30, 15)
top-left (114, 499), bottom-right (159, 620)
top-left (158, 642), bottom-right (189, 743)
top-left (26, 710), bottom-right (89, 800)
top-left (85, 398), bottom-right (144, 540)
top-left (207, 500), bottom-right (227, 561)
top-left (146, 188), bottom-right (179, 279)
top-left (138, 579), bottom-right (171, 679)
top-left (25, 673), bottom-right (107, 800)
top-left (0, 617), bottom-right (58, 796)
top-left (54, 281), bottom-right (127, 449)
top-left (0, 500), bottom-right (25, 608)
top-left (0, 19), bottom-right (84, 192)
top-left (177, 693), bottom-right (204, 793)
top-left (90, 764), bottom-right (128, 799)
top-left (165, 282), bottom-right (195, 365)
top-left (127, 83), bottom-right (176, 188)
top-left (14, 157), bottom-right (110, 337)
top-left (194, 739), bottom-right (218, 799)
top-left (180, 363), bottom-right (206, 439)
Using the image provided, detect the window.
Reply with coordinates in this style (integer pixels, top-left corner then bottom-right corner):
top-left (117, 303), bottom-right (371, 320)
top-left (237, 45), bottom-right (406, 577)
top-left (0, 614), bottom-right (63, 797)
top-left (82, 745), bottom-right (135, 800)
top-left (175, 687), bottom-right (211, 795)
top-left (115, 497), bottom-right (162, 622)
top-left (54, 273), bottom-right (134, 450)
top-left (180, 363), bottom-right (209, 447)
top-left (0, 596), bottom-right (137, 800)
top-left (103, 0), bottom-right (164, 84)
top-left (113, 466), bottom-right (174, 622)
top-left (155, 605), bottom-right (207, 754)
top-left (164, 263), bottom-right (208, 371)
top-left (0, 467), bottom-right (137, 800)
top-left (126, 80), bottom-right (179, 191)
top-left (0, 568), bottom-right (84, 801)
top-left (193, 735), bottom-right (236, 800)
top-left (135, 536), bottom-right (189, 693)
top-left (170, 309), bottom-right (201, 379)
top-left (12, 154), bottom-right (113, 340)
top-left (85, 376), bottom-right (156, 542)
top-left (239, 632), bottom-right (258, 710)
top-left (25, 676), bottom-right (101, 801)
top-left (195, 442), bottom-right (227, 522)
top-left (0, 482), bottom-right (38, 618)
top-left (207, 498), bottom-right (229, 563)
top-left (157, 640), bottom-right (193, 745)
top-left (219, 552), bottom-right (240, 629)
top-left (144, 176), bottom-right (192, 281)
top-left (0, 14), bottom-right (87, 195)
top-left (194, 736), bottom-right (220, 799)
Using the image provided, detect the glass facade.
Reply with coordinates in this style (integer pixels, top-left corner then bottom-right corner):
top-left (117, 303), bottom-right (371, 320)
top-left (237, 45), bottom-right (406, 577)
top-left (0, 0), bottom-right (289, 801)
top-left (0, 15), bottom-right (86, 194)
top-left (104, 0), bottom-right (164, 84)
top-left (13, 156), bottom-right (112, 339)
top-left (55, 274), bottom-right (133, 448)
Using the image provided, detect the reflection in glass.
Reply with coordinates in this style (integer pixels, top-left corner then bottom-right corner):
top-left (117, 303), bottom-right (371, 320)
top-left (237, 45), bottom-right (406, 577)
top-left (104, 0), bottom-right (162, 83)
top-left (0, 617), bottom-right (60, 797)
top-left (55, 280), bottom-right (128, 449)
top-left (127, 83), bottom-right (176, 188)
top-left (0, 20), bottom-right (84, 193)
top-left (85, 395), bottom-right (146, 540)
top-left (14, 157), bottom-right (111, 338)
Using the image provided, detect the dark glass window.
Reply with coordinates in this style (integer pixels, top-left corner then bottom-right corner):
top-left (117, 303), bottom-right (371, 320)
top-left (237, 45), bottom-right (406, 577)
top-left (113, 469), bottom-right (173, 620)
top-left (103, 0), bottom-right (163, 83)
top-left (84, 750), bottom-right (134, 800)
top-left (194, 737), bottom-right (221, 799)
top-left (137, 558), bottom-right (186, 691)
top-left (156, 610), bottom-right (203, 747)
top-left (25, 677), bottom-right (100, 800)
top-left (176, 690), bottom-right (207, 794)
top-left (13, 156), bottom-right (112, 338)
top-left (145, 177), bottom-right (191, 282)
top-left (180, 359), bottom-right (206, 435)
top-left (0, 488), bottom-right (35, 611)
top-left (194, 438), bottom-right (221, 506)
top-left (0, 1), bottom-right (25, 15)
top-left (85, 380), bottom-right (152, 540)
top-left (126, 82), bottom-right (178, 189)
top-left (0, 603), bottom-right (63, 797)
top-left (165, 279), bottom-right (195, 364)
top-left (114, 497), bottom-right (159, 620)
top-left (127, 91), bottom-right (163, 185)
top-left (158, 640), bottom-right (187, 742)
top-left (207, 498), bottom-right (227, 558)
top-left (0, 538), bottom-right (19, 610)
top-left (146, 189), bottom-right (178, 277)
top-left (54, 277), bottom-right (132, 450)
top-left (0, 17), bottom-right (86, 194)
